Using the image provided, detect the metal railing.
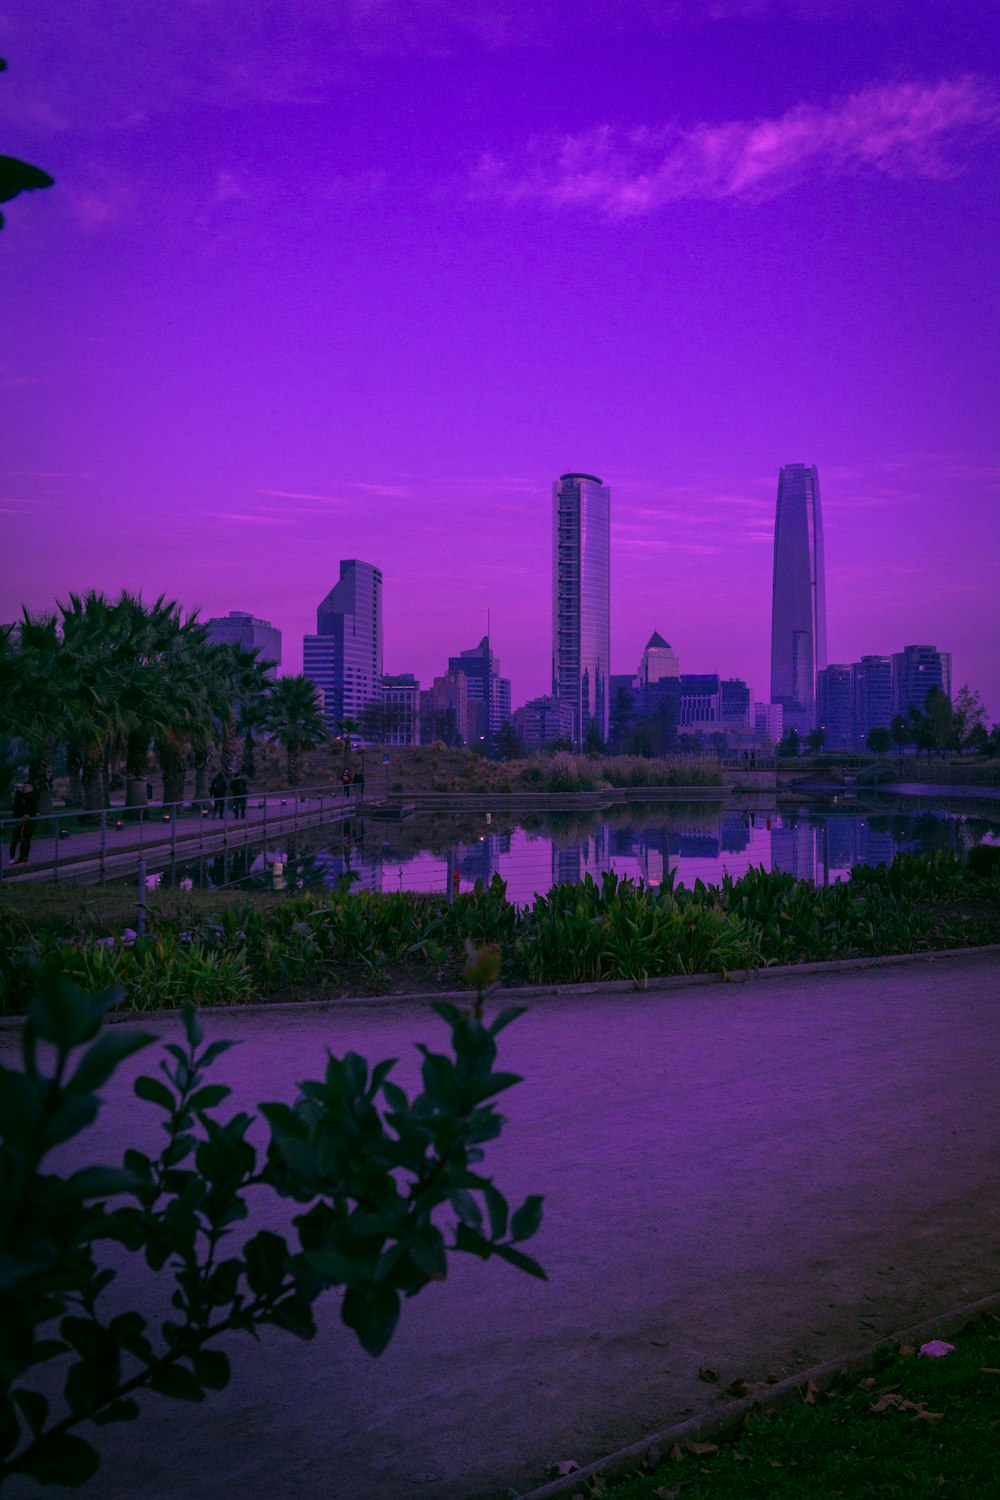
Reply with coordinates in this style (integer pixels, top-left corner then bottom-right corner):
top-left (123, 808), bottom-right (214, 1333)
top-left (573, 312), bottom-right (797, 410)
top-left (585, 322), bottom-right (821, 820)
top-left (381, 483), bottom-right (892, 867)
top-left (0, 782), bottom-right (369, 886)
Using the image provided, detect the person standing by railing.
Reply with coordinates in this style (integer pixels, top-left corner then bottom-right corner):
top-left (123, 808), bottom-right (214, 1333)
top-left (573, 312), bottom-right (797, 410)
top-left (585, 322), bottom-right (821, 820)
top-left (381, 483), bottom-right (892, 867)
top-left (8, 782), bottom-right (39, 864)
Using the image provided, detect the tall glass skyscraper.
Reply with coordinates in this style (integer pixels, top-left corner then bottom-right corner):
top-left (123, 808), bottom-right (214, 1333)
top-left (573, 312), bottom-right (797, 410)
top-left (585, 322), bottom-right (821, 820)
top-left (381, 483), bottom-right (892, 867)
top-left (770, 463), bottom-right (826, 734)
top-left (552, 472), bottom-right (610, 747)
top-left (303, 559), bottom-right (382, 732)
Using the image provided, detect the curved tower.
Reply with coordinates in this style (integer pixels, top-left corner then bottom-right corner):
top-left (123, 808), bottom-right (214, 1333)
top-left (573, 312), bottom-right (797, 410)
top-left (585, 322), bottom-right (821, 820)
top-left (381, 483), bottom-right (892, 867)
top-left (770, 463), bottom-right (826, 734)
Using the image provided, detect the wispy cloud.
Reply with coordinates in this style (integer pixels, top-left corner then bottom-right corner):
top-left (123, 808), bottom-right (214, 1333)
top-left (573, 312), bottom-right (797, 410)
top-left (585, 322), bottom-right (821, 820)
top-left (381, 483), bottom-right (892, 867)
top-left (259, 488), bottom-right (346, 503)
top-left (474, 75), bottom-right (1000, 215)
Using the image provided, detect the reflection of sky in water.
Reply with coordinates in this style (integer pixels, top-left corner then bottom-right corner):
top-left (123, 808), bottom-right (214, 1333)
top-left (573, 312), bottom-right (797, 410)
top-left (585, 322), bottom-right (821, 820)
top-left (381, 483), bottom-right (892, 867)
top-left (373, 810), bottom-right (983, 905)
top-left (162, 805), bottom-right (997, 898)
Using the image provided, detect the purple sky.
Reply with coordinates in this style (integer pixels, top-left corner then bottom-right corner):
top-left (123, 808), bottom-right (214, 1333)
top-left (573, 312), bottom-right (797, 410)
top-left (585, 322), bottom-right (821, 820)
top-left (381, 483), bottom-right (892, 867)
top-left (2, 1), bottom-right (998, 716)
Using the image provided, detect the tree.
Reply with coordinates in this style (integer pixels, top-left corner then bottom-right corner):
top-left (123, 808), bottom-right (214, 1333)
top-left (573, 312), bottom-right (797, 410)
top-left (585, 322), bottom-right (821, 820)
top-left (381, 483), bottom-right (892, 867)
top-left (923, 687), bottom-right (955, 757)
top-left (867, 726), bottom-right (893, 756)
top-left (890, 713), bottom-right (910, 756)
top-left (777, 728), bottom-right (801, 758)
top-left (805, 728), bottom-right (826, 755)
top-left (268, 676), bottom-right (327, 785)
top-left (494, 720), bottom-right (523, 761)
top-left (359, 700), bottom-right (409, 746)
top-left (609, 685), bottom-right (634, 753)
top-left (582, 721), bottom-right (606, 757)
top-left (0, 968), bottom-right (544, 1489)
top-left (0, 59), bottom-right (54, 231)
top-left (952, 685), bottom-right (988, 754)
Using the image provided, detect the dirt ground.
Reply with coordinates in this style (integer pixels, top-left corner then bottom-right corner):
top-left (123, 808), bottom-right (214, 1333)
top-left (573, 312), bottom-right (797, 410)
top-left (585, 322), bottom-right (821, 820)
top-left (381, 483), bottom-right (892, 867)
top-left (3, 949), bottom-right (1000, 1500)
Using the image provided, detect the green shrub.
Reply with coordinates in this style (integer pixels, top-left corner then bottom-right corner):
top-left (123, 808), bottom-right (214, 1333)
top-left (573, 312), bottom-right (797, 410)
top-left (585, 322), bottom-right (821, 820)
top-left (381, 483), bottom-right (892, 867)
top-left (0, 974), bottom-right (544, 1489)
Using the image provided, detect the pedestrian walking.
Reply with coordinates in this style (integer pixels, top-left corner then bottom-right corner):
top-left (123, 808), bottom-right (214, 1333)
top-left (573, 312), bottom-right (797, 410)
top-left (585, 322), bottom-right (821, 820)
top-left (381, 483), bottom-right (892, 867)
top-left (230, 773), bottom-right (248, 819)
top-left (354, 767), bottom-right (365, 800)
top-left (210, 771), bottom-right (228, 819)
top-left (341, 768), bottom-right (352, 799)
top-left (8, 782), bottom-right (39, 864)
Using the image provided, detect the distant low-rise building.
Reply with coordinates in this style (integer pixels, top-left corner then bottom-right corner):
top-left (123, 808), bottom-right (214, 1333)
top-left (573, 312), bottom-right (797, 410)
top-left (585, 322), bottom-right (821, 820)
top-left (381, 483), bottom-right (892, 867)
top-left (513, 695), bottom-right (575, 752)
top-left (381, 673), bottom-right (420, 746)
top-left (420, 672), bottom-right (470, 746)
top-left (753, 701), bottom-right (783, 748)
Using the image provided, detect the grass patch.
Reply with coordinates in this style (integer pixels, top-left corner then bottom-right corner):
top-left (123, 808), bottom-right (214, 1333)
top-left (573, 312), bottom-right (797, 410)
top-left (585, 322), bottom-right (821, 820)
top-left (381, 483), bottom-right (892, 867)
top-left (592, 1317), bottom-right (1000, 1499)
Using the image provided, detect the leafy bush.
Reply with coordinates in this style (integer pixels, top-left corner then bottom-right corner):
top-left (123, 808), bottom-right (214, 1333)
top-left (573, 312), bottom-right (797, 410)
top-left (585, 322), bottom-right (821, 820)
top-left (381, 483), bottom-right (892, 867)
top-left (0, 971), bottom-right (544, 1489)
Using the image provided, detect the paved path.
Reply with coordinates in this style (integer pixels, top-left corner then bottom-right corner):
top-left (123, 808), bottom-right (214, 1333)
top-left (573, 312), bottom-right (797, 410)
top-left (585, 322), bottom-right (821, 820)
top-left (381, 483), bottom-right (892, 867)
top-left (4, 951), bottom-right (1000, 1499)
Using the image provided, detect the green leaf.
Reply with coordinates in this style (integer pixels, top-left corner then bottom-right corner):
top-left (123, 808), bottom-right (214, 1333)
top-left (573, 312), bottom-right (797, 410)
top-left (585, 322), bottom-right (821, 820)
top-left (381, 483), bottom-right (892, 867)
top-left (491, 1242), bottom-right (547, 1280)
top-left (244, 1231), bottom-right (289, 1297)
top-left (342, 1283), bottom-right (400, 1357)
top-left (43, 1093), bottom-right (101, 1149)
top-left (27, 975), bottom-right (120, 1051)
top-left (191, 1348), bottom-right (230, 1390)
top-left (65, 1165), bottom-right (142, 1201)
top-left (134, 1075), bottom-right (176, 1111)
top-left (450, 1188), bottom-right (483, 1231)
top-left (510, 1194), bottom-right (544, 1242)
top-left (482, 1184), bottom-right (508, 1241)
top-left (186, 1084), bottom-right (231, 1112)
top-left (147, 1363), bottom-right (205, 1402)
top-left (92, 1398), bottom-right (140, 1425)
top-left (181, 1005), bottom-right (204, 1049)
top-left (15, 1430), bottom-right (100, 1487)
top-left (12, 1389), bottom-right (48, 1437)
top-left (198, 1039), bottom-right (238, 1067)
top-left (67, 1030), bottom-right (156, 1095)
top-left (0, 1070), bottom-right (44, 1150)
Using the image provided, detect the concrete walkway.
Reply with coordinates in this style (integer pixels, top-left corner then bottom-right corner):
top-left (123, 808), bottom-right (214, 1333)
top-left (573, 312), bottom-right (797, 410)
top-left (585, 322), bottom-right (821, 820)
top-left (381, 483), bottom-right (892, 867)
top-left (4, 950), bottom-right (1000, 1499)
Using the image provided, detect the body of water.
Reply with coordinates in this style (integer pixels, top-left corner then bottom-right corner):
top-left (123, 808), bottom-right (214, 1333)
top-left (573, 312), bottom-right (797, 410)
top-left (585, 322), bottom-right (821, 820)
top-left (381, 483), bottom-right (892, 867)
top-left (148, 798), bottom-right (1000, 904)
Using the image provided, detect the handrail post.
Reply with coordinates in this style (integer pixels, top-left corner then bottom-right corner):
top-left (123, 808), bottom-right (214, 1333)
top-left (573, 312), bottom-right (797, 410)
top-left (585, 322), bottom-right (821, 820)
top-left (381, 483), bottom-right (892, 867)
top-left (99, 807), bottom-right (107, 885)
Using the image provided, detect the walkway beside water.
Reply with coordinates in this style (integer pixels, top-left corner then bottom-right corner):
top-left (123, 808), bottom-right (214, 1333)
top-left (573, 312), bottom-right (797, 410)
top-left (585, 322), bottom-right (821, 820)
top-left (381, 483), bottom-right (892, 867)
top-left (4, 949), bottom-right (999, 1500)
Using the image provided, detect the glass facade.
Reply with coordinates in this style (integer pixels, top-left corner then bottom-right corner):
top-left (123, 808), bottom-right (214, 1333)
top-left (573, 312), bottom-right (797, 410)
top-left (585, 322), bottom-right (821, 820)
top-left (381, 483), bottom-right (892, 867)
top-left (304, 559), bottom-right (382, 731)
top-left (552, 472), bottom-right (610, 747)
top-left (770, 463), bottom-right (826, 733)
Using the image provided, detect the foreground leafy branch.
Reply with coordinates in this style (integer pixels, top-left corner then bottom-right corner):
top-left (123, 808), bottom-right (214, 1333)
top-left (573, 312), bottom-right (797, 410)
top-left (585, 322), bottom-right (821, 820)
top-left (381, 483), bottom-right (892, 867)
top-left (0, 956), bottom-right (543, 1489)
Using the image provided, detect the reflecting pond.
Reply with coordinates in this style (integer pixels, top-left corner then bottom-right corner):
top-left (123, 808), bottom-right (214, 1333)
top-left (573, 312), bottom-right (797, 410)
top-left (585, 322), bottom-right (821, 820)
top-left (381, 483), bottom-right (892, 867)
top-left (146, 796), bottom-right (1000, 904)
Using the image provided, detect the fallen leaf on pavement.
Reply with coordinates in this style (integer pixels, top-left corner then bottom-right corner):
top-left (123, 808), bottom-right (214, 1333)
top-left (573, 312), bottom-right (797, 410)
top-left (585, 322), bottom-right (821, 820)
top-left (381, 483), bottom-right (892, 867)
top-left (897, 1344), bottom-right (916, 1359)
top-left (803, 1379), bottom-right (819, 1405)
top-left (912, 1409), bottom-right (944, 1423)
top-left (547, 1460), bottom-right (580, 1477)
top-left (686, 1441), bottom-right (719, 1456)
top-left (698, 1367), bottom-right (719, 1383)
top-left (918, 1340), bottom-right (955, 1358)
top-left (669, 1444), bottom-right (684, 1462)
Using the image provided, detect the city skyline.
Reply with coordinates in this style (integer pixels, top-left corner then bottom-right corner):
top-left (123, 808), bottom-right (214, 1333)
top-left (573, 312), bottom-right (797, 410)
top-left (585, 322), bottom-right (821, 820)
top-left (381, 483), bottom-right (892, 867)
top-left (2, 3), bottom-right (998, 716)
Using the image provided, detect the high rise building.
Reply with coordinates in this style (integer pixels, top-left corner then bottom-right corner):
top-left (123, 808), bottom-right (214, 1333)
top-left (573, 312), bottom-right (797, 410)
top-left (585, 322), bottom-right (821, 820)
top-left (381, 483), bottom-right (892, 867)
top-left (448, 636), bottom-right (510, 745)
top-left (204, 611), bottom-right (281, 678)
top-left (770, 463), bottom-right (826, 734)
top-left (552, 471), bottom-right (610, 747)
top-left (303, 560), bottom-right (382, 733)
top-left (817, 664), bottom-right (853, 750)
top-left (892, 644), bottom-right (951, 716)
top-left (851, 655), bottom-right (893, 749)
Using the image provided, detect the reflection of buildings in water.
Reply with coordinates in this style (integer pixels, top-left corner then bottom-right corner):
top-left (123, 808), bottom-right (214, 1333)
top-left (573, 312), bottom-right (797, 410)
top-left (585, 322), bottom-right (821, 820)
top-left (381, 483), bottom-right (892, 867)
top-left (637, 837), bottom-right (665, 887)
top-left (311, 841), bottom-right (382, 892)
top-left (826, 817), bottom-right (854, 872)
top-left (719, 812), bottom-right (751, 854)
top-left (551, 824), bottom-right (608, 888)
top-left (771, 820), bottom-right (816, 881)
top-left (857, 824), bottom-right (895, 871)
top-left (457, 832), bottom-right (509, 886)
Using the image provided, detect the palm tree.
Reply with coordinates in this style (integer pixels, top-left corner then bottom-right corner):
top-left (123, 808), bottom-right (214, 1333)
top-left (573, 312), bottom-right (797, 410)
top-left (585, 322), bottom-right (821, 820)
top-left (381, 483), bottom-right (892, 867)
top-left (212, 642), bottom-right (276, 780)
top-left (113, 593), bottom-right (207, 809)
top-left (57, 593), bottom-right (126, 815)
top-left (4, 611), bottom-right (65, 816)
top-left (267, 676), bottom-right (327, 786)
